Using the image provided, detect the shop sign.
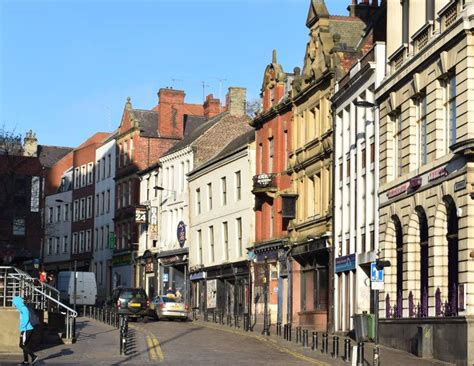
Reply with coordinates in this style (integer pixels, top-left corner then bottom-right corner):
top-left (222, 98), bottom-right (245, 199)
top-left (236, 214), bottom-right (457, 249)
top-left (160, 255), bottom-right (183, 265)
top-left (145, 257), bottom-right (154, 273)
top-left (335, 254), bottom-right (356, 273)
top-left (135, 207), bottom-right (147, 224)
top-left (177, 221), bottom-right (186, 248)
top-left (108, 233), bottom-right (117, 249)
top-left (409, 177), bottom-right (422, 190)
top-left (428, 166), bottom-right (448, 182)
top-left (112, 253), bottom-right (131, 267)
top-left (454, 180), bottom-right (466, 192)
top-left (387, 183), bottom-right (408, 199)
top-left (190, 272), bottom-right (207, 281)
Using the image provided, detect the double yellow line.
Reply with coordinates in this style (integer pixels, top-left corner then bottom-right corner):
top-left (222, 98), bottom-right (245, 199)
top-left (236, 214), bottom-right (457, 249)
top-left (130, 324), bottom-right (164, 362)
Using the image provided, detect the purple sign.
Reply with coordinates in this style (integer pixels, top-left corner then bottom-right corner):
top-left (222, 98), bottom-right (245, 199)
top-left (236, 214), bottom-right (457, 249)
top-left (177, 221), bottom-right (186, 248)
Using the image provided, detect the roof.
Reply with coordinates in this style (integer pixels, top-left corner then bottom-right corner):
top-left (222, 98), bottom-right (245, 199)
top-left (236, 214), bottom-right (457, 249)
top-left (161, 113), bottom-right (226, 158)
top-left (37, 145), bottom-right (74, 168)
top-left (329, 16), bottom-right (367, 52)
top-left (130, 109), bottom-right (159, 138)
top-left (189, 129), bottom-right (255, 176)
top-left (76, 132), bottom-right (111, 149)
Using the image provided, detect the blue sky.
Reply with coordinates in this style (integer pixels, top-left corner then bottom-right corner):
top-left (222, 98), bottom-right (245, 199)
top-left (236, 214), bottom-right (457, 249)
top-left (1, 0), bottom-right (348, 147)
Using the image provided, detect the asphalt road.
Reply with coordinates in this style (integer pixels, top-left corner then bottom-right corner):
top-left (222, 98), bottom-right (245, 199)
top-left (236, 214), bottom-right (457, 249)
top-left (136, 319), bottom-right (316, 366)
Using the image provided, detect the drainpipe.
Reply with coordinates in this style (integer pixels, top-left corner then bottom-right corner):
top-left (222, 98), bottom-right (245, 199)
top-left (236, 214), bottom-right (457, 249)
top-left (286, 247), bottom-right (293, 326)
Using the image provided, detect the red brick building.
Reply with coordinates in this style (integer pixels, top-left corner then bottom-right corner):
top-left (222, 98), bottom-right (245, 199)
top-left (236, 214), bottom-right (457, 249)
top-left (71, 133), bottom-right (110, 271)
top-left (250, 51), bottom-right (295, 326)
top-left (113, 89), bottom-right (214, 287)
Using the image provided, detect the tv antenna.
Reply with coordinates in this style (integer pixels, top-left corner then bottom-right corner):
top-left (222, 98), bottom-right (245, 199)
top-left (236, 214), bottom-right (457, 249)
top-left (201, 81), bottom-right (210, 102)
top-left (170, 78), bottom-right (182, 88)
top-left (214, 77), bottom-right (227, 105)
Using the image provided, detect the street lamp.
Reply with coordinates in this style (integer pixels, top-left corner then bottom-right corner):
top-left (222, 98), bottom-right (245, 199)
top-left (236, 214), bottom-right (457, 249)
top-left (373, 258), bottom-right (391, 366)
top-left (153, 186), bottom-right (177, 201)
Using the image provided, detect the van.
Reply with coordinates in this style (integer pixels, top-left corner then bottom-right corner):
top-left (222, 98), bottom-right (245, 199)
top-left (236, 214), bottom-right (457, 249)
top-left (57, 271), bottom-right (97, 306)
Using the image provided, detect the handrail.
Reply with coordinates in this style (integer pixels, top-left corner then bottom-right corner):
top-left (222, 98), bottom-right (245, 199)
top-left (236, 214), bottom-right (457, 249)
top-left (32, 286), bottom-right (77, 317)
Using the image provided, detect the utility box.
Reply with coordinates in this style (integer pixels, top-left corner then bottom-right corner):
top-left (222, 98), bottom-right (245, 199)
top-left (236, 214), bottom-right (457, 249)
top-left (352, 313), bottom-right (369, 342)
top-left (367, 314), bottom-right (376, 340)
top-left (416, 325), bottom-right (433, 358)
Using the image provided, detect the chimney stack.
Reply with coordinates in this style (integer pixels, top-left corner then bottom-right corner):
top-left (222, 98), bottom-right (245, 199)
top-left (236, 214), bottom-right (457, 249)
top-left (23, 130), bottom-right (38, 157)
top-left (226, 87), bottom-right (246, 117)
top-left (203, 94), bottom-right (221, 119)
top-left (157, 88), bottom-right (186, 138)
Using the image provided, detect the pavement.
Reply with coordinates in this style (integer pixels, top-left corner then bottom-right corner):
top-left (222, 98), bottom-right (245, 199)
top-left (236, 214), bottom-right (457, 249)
top-left (0, 316), bottom-right (455, 365)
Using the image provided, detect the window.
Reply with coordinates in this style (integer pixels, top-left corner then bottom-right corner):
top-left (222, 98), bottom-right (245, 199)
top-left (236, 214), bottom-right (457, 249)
top-left (56, 206), bottom-right (61, 222)
top-left (73, 200), bottom-right (79, 221)
top-left (221, 177), bottom-right (227, 206)
top-left (101, 192), bottom-right (105, 215)
top-left (283, 129), bottom-right (288, 170)
top-left (101, 157), bottom-right (105, 180)
top-left (236, 218), bottom-right (242, 257)
top-left (426, 0), bottom-right (435, 21)
top-left (129, 138), bottom-right (134, 162)
top-left (94, 229), bottom-right (98, 251)
top-left (209, 226), bottom-right (214, 262)
top-left (106, 189), bottom-right (111, 213)
top-left (415, 94), bottom-right (427, 166)
top-left (361, 148), bottom-right (366, 170)
top-left (79, 231), bottom-right (84, 253)
top-left (55, 237), bottom-right (60, 254)
top-left (95, 194), bottom-right (100, 216)
top-left (223, 221), bottom-right (229, 261)
top-left (80, 198), bottom-right (86, 220)
top-left (370, 230), bottom-right (375, 252)
top-left (64, 203), bottom-right (69, 221)
top-left (74, 167), bottom-right (80, 189)
top-left (361, 233), bottom-right (366, 253)
top-left (197, 229), bottom-right (203, 264)
top-left (107, 154), bottom-right (112, 177)
top-left (72, 233), bottom-right (78, 254)
top-left (96, 160), bottom-right (101, 182)
top-left (258, 143), bottom-right (263, 173)
top-left (392, 112), bottom-right (402, 177)
top-left (268, 138), bottom-right (274, 172)
top-left (123, 141), bottom-right (129, 166)
top-left (196, 188), bottom-right (201, 214)
top-left (117, 184), bottom-right (121, 209)
top-left (339, 163), bottom-right (343, 180)
top-left (180, 162), bottom-right (185, 192)
top-left (48, 207), bottom-right (53, 224)
top-left (128, 180), bottom-right (132, 206)
top-left (86, 230), bottom-right (92, 252)
top-left (346, 158), bottom-right (350, 178)
top-left (106, 225), bottom-right (110, 248)
top-left (402, 0), bottom-right (409, 44)
top-left (81, 165), bottom-right (87, 187)
top-left (235, 171), bottom-right (241, 201)
top-left (207, 183), bottom-right (212, 210)
top-left (101, 227), bottom-right (105, 250)
top-left (47, 238), bottom-right (52, 255)
top-left (444, 74), bottom-right (457, 151)
top-left (314, 172), bottom-right (321, 215)
top-left (370, 142), bottom-right (375, 166)
top-left (87, 196), bottom-right (92, 218)
top-left (63, 235), bottom-right (68, 253)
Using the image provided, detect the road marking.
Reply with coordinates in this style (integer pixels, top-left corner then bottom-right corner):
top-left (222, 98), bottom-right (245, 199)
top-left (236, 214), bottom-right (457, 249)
top-left (197, 322), bottom-right (328, 366)
top-left (150, 334), bottom-right (164, 362)
top-left (133, 324), bottom-right (164, 363)
top-left (146, 335), bottom-right (158, 360)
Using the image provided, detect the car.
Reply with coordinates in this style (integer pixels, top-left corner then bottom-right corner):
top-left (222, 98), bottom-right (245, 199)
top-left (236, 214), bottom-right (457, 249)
top-left (150, 295), bottom-right (189, 321)
top-left (106, 287), bottom-right (150, 322)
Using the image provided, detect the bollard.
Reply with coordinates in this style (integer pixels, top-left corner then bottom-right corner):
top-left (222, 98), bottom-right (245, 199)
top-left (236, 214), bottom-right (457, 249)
top-left (283, 324), bottom-right (287, 340)
top-left (296, 326), bottom-right (301, 343)
top-left (322, 333), bottom-right (328, 353)
top-left (277, 322), bottom-right (281, 337)
top-left (288, 324), bottom-right (292, 342)
top-left (312, 331), bottom-right (318, 351)
top-left (343, 338), bottom-right (351, 362)
top-left (332, 336), bottom-right (339, 359)
top-left (357, 342), bottom-right (365, 366)
top-left (302, 329), bottom-right (308, 347)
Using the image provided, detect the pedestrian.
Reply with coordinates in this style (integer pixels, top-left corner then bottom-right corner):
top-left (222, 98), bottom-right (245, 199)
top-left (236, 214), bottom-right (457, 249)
top-left (166, 287), bottom-right (175, 299)
top-left (12, 296), bottom-right (39, 365)
top-left (39, 269), bottom-right (47, 283)
top-left (175, 288), bottom-right (182, 301)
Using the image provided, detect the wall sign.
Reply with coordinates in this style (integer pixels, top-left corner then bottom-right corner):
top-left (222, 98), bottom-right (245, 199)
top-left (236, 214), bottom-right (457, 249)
top-left (454, 180), bottom-right (466, 192)
top-left (335, 254), bottom-right (356, 273)
top-left (387, 183), bottom-right (408, 199)
top-left (177, 221), bottom-right (186, 248)
top-left (428, 166), bottom-right (448, 182)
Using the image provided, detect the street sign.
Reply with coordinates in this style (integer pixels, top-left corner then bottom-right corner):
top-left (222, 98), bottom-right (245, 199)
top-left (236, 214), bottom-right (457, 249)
top-left (371, 262), bottom-right (384, 282)
top-left (371, 281), bottom-right (384, 290)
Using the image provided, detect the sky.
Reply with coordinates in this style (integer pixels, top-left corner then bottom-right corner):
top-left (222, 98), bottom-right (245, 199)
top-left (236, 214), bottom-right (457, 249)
top-left (0, 0), bottom-right (348, 147)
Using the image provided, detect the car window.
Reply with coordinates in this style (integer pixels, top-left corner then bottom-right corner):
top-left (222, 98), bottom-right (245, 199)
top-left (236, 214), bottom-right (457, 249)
top-left (161, 297), bottom-right (177, 303)
top-left (121, 289), bottom-right (146, 299)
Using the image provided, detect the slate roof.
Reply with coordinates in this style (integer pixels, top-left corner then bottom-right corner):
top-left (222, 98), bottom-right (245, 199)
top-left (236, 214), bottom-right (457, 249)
top-left (329, 17), bottom-right (366, 52)
top-left (130, 109), bottom-right (159, 138)
top-left (161, 113), bottom-right (226, 158)
top-left (189, 129), bottom-right (255, 176)
top-left (37, 145), bottom-right (73, 168)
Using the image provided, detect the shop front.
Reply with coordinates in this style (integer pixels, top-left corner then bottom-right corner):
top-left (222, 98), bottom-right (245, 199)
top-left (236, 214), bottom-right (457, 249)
top-left (156, 248), bottom-right (188, 302)
top-left (112, 252), bottom-right (133, 289)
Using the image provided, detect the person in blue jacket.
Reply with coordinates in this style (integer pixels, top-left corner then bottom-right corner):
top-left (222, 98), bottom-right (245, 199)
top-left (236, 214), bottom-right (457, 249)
top-left (12, 296), bottom-right (39, 365)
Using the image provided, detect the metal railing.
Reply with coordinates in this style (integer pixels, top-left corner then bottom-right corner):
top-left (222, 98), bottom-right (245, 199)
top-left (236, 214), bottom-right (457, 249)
top-left (0, 266), bottom-right (77, 341)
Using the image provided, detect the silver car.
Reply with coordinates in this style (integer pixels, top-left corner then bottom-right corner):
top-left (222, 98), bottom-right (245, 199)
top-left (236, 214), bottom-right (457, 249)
top-left (150, 295), bottom-right (189, 321)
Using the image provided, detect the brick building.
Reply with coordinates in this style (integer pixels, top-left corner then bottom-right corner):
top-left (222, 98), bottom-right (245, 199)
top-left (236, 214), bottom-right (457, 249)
top-left (250, 50), bottom-right (294, 327)
top-left (113, 89), bottom-right (206, 288)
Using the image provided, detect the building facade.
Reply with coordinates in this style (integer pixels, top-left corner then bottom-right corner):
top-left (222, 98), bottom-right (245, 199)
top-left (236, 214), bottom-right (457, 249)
top-left (188, 130), bottom-right (255, 319)
top-left (250, 51), bottom-right (294, 327)
top-left (376, 0), bottom-right (474, 363)
top-left (92, 138), bottom-right (115, 301)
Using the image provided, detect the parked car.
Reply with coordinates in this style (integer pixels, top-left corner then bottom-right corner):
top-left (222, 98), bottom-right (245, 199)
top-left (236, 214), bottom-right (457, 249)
top-left (150, 295), bottom-right (189, 321)
top-left (106, 287), bottom-right (150, 322)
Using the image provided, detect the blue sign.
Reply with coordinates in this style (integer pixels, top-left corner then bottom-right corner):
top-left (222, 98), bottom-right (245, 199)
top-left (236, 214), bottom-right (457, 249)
top-left (162, 273), bottom-right (169, 282)
top-left (177, 221), bottom-right (186, 248)
top-left (190, 272), bottom-right (207, 281)
top-left (335, 254), bottom-right (356, 273)
top-left (371, 262), bottom-right (384, 282)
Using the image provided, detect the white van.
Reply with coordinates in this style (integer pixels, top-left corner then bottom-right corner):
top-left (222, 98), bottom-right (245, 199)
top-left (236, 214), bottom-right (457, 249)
top-left (57, 271), bottom-right (97, 306)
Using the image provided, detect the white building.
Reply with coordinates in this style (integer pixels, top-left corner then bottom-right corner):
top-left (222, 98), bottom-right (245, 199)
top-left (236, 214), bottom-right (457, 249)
top-left (43, 168), bottom-right (73, 270)
top-left (92, 138), bottom-right (115, 301)
top-left (188, 130), bottom-right (255, 317)
top-left (332, 41), bottom-right (386, 332)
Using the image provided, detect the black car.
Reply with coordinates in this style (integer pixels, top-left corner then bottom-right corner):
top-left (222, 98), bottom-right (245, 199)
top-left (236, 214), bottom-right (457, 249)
top-left (106, 287), bottom-right (150, 322)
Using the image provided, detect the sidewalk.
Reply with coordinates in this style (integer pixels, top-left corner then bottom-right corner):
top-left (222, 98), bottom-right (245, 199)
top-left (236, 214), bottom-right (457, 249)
top-left (0, 317), bottom-right (154, 366)
top-left (193, 319), bottom-right (454, 366)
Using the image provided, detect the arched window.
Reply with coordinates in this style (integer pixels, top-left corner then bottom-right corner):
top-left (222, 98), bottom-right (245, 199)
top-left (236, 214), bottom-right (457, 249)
top-left (446, 197), bottom-right (459, 315)
top-left (417, 207), bottom-right (429, 317)
top-left (393, 216), bottom-right (403, 317)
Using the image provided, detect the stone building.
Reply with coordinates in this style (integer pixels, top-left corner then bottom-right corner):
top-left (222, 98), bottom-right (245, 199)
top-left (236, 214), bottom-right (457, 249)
top-left (376, 0), bottom-right (474, 363)
top-left (331, 4), bottom-right (386, 333)
top-left (287, 0), bottom-right (373, 332)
